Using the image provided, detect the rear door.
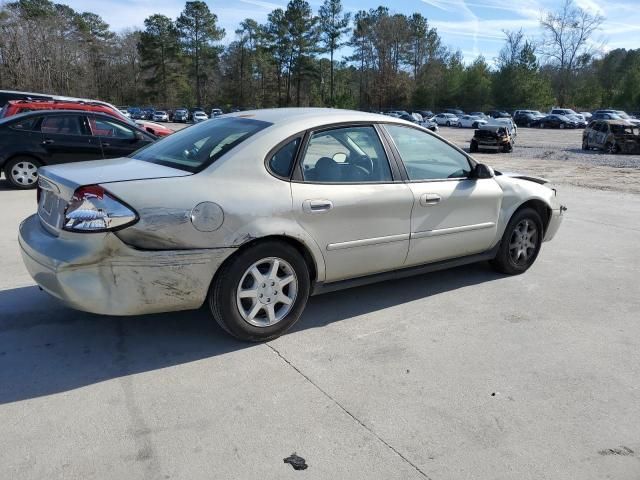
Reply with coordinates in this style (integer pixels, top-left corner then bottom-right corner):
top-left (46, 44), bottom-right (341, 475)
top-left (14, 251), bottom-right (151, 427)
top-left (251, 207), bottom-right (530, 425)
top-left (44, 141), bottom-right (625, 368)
top-left (290, 124), bottom-right (414, 282)
top-left (88, 116), bottom-right (153, 158)
top-left (382, 124), bottom-right (502, 266)
top-left (39, 114), bottom-right (103, 164)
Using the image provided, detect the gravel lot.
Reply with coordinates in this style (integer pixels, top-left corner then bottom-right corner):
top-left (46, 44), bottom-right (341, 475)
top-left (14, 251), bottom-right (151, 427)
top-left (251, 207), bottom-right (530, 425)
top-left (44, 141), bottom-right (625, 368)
top-left (1, 122), bottom-right (639, 479)
top-left (437, 126), bottom-right (640, 195)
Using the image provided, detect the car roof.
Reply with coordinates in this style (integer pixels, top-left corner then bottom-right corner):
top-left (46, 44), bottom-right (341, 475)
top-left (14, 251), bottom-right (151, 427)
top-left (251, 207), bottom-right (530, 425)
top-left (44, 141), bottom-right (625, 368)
top-left (224, 108), bottom-right (417, 129)
top-left (0, 109), bottom-right (147, 129)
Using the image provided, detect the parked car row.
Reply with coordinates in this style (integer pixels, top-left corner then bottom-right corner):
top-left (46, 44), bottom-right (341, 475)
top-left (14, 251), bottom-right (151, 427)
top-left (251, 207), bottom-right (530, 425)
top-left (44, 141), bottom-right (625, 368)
top-left (127, 106), bottom-right (233, 123)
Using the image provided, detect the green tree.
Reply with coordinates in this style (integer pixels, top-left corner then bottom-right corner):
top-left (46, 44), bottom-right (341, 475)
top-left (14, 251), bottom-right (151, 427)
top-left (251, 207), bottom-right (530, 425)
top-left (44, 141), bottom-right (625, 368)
top-left (318, 0), bottom-right (350, 105)
top-left (139, 14), bottom-right (180, 105)
top-left (176, 1), bottom-right (225, 106)
top-left (284, 0), bottom-right (319, 106)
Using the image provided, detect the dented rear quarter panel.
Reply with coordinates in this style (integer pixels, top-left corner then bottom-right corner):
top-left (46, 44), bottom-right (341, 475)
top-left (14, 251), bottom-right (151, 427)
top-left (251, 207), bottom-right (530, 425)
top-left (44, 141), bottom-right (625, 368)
top-left (105, 127), bottom-right (328, 282)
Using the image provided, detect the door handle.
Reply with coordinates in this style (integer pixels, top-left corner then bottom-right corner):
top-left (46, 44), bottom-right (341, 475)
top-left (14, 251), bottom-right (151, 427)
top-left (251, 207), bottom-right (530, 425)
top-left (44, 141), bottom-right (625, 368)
top-left (420, 193), bottom-right (441, 206)
top-left (42, 139), bottom-right (55, 145)
top-left (303, 199), bottom-right (333, 214)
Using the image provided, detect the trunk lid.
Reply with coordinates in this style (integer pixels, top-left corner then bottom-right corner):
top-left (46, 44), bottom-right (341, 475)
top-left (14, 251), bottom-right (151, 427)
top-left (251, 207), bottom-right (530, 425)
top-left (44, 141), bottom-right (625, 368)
top-left (37, 157), bottom-right (191, 234)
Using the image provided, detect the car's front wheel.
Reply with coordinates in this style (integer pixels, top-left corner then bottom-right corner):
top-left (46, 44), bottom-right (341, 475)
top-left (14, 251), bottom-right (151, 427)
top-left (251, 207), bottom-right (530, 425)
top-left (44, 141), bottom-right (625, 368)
top-left (490, 208), bottom-right (543, 275)
top-left (5, 156), bottom-right (41, 189)
top-left (208, 241), bottom-right (311, 341)
top-left (582, 139), bottom-right (589, 150)
top-left (605, 142), bottom-right (619, 154)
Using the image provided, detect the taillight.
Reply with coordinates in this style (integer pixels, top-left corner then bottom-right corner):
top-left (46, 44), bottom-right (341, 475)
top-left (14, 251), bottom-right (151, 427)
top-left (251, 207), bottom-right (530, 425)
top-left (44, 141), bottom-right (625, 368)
top-left (63, 185), bottom-right (138, 232)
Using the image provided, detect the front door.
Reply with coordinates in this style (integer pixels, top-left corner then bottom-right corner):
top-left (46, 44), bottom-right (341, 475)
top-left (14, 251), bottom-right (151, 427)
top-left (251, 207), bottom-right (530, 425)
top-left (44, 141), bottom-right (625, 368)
top-left (40, 114), bottom-right (103, 164)
top-left (290, 125), bottom-right (414, 282)
top-left (383, 124), bottom-right (502, 266)
top-left (88, 116), bottom-right (152, 158)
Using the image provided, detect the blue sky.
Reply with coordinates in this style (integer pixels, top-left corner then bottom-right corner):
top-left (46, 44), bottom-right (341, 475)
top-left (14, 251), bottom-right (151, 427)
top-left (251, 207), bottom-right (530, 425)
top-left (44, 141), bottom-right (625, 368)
top-left (64, 0), bottom-right (640, 64)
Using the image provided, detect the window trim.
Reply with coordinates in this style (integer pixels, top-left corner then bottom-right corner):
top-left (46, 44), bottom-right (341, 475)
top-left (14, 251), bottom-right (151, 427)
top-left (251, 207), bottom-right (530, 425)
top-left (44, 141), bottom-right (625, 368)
top-left (88, 115), bottom-right (137, 140)
top-left (381, 123), bottom-right (477, 183)
top-left (264, 133), bottom-right (304, 181)
top-left (290, 122), bottom-right (403, 185)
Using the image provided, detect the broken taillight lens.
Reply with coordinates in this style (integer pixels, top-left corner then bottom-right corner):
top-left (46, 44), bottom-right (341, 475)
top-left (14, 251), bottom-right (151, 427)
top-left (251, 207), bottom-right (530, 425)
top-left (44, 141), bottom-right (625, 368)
top-left (63, 185), bottom-right (138, 232)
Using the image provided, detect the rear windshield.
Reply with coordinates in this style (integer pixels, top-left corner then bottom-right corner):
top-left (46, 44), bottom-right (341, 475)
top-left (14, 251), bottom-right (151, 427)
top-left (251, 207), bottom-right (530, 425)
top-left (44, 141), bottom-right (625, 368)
top-left (131, 117), bottom-right (271, 173)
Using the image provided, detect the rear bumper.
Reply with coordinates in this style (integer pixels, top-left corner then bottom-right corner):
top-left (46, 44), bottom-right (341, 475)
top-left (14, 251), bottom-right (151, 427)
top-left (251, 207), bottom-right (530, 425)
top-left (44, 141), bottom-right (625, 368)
top-left (19, 214), bottom-right (236, 316)
top-left (544, 206), bottom-right (565, 242)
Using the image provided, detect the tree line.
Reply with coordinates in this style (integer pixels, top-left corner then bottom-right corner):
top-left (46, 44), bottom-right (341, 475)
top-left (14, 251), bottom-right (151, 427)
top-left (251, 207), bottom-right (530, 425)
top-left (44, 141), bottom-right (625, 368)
top-left (1, 0), bottom-right (639, 112)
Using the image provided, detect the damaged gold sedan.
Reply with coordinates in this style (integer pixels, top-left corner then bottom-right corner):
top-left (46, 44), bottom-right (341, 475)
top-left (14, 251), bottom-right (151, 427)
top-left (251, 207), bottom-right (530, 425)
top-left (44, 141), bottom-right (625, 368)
top-left (19, 108), bottom-right (564, 341)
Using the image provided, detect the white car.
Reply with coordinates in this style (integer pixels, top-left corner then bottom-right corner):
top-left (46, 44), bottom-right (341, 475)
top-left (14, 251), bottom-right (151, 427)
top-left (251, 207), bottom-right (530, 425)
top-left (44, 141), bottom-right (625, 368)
top-left (458, 115), bottom-right (488, 128)
top-left (434, 113), bottom-right (459, 126)
top-left (152, 111), bottom-right (169, 122)
top-left (192, 111), bottom-right (209, 123)
top-left (119, 109), bottom-right (131, 118)
top-left (210, 108), bottom-right (223, 118)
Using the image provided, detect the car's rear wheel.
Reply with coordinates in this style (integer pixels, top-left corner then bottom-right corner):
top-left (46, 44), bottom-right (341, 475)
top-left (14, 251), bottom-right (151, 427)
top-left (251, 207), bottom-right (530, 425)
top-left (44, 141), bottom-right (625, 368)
top-left (490, 208), bottom-right (543, 275)
top-left (208, 241), bottom-right (311, 341)
top-left (5, 156), bottom-right (41, 189)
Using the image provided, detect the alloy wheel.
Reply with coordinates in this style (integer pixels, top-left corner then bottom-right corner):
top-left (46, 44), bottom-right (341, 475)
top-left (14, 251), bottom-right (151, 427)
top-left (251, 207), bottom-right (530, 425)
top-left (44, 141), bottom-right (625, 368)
top-left (508, 219), bottom-right (538, 266)
top-left (236, 257), bottom-right (298, 327)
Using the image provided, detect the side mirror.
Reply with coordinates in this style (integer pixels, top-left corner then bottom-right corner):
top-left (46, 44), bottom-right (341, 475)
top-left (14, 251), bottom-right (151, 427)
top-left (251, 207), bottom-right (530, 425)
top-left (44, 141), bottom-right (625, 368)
top-left (473, 163), bottom-right (494, 179)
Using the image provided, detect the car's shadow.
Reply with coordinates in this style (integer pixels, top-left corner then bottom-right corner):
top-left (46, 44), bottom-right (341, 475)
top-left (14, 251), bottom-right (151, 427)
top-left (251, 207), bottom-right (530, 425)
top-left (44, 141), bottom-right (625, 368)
top-left (0, 263), bottom-right (505, 404)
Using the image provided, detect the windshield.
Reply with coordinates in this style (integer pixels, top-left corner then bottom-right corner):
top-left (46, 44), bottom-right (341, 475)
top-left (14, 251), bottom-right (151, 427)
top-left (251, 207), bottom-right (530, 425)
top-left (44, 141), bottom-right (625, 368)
top-left (132, 117), bottom-right (271, 173)
top-left (616, 111), bottom-right (631, 119)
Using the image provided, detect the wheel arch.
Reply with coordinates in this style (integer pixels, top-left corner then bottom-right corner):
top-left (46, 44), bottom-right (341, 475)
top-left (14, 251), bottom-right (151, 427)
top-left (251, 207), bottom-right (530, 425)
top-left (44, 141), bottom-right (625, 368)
top-left (211, 233), bottom-right (323, 294)
top-left (511, 199), bottom-right (552, 236)
top-left (2, 152), bottom-right (46, 172)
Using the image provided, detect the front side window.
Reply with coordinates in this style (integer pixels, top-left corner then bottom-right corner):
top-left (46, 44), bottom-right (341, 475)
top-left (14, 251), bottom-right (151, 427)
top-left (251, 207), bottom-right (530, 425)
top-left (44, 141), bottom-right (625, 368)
top-left (90, 118), bottom-right (135, 139)
top-left (269, 137), bottom-right (300, 178)
top-left (41, 115), bottom-right (84, 136)
top-left (132, 117), bottom-right (271, 173)
top-left (300, 125), bottom-right (393, 183)
top-left (385, 125), bottom-right (471, 181)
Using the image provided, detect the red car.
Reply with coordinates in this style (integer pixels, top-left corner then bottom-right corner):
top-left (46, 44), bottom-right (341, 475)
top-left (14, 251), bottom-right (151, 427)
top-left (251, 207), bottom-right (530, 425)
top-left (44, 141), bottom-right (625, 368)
top-left (1, 99), bottom-right (173, 137)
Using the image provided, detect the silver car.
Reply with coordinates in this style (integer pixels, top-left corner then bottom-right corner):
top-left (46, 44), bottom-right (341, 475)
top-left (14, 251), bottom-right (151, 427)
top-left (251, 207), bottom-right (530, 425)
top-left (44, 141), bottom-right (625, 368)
top-left (19, 108), bottom-right (565, 341)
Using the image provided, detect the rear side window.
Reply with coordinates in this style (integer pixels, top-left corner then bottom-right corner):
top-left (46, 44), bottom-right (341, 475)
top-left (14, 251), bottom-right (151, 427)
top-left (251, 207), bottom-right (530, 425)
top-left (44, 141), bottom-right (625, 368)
top-left (300, 126), bottom-right (393, 183)
top-left (41, 115), bottom-right (84, 135)
top-left (132, 117), bottom-right (271, 173)
top-left (268, 138), bottom-right (300, 178)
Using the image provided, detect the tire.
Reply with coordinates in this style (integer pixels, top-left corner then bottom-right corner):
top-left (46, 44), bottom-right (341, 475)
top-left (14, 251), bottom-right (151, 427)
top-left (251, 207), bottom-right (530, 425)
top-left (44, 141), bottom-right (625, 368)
top-left (472, 122), bottom-right (478, 129)
top-left (582, 139), bottom-right (589, 150)
top-left (470, 140), bottom-right (478, 153)
top-left (538, 123), bottom-right (544, 129)
top-left (4, 156), bottom-right (41, 189)
top-left (605, 142), bottom-right (619, 154)
top-left (559, 123), bottom-right (565, 129)
top-left (503, 142), bottom-right (513, 153)
top-left (208, 241), bottom-right (311, 341)
top-left (446, 121), bottom-right (451, 127)
top-left (526, 122), bottom-right (531, 128)
top-left (490, 207), bottom-right (543, 275)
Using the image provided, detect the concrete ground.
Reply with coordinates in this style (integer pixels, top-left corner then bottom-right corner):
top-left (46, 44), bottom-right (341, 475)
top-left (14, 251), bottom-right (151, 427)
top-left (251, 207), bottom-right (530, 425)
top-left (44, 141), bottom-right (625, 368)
top-left (1, 144), bottom-right (640, 479)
